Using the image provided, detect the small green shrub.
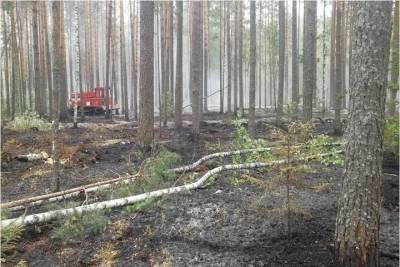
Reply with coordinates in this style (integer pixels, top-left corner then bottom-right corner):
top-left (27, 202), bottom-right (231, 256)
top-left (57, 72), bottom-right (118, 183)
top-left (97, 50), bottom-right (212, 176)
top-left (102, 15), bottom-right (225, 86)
top-left (0, 209), bottom-right (11, 220)
top-left (81, 211), bottom-right (108, 235)
top-left (52, 210), bottom-right (107, 240)
top-left (123, 197), bottom-right (159, 214)
top-left (5, 111), bottom-right (51, 132)
top-left (1, 223), bottom-right (24, 261)
top-left (309, 134), bottom-right (344, 166)
top-left (229, 119), bottom-right (271, 183)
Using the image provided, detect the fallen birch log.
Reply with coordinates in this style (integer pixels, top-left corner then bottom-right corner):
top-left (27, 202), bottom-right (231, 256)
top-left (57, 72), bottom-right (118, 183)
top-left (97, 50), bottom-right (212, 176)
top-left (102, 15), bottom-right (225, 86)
top-left (1, 161), bottom-right (279, 227)
top-left (3, 144), bottom-right (342, 211)
top-left (15, 152), bottom-right (49, 162)
top-left (4, 148), bottom-right (273, 211)
top-left (5, 175), bottom-right (139, 211)
top-left (1, 151), bottom-right (341, 227)
top-left (170, 143), bottom-right (342, 173)
top-left (170, 147), bottom-right (272, 173)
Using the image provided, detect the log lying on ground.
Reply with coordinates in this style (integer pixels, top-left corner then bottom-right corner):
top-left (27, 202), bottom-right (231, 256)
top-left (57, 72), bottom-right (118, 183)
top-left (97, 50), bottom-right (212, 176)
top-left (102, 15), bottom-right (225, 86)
top-left (170, 143), bottom-right (342, 173)
top-left (1, 151), bottom-right (341, 227)
top-left (4, 147), bottom-right (273, 211)
top-left (1, 161), bottom-right (279, 227)
top-left (3, 144), bottom-right (342, 211)
top-left (15, 152), bottom-right (49, 162)
top-left (4, 175), bottom-right (139, 211)
top-left (170, 147), bottom-right (272, 173)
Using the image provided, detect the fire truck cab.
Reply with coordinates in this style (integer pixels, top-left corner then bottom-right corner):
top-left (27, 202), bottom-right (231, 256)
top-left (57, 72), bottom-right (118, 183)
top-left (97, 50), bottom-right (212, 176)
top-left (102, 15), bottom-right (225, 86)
top-left (68, 87), bottom-right (119, 115)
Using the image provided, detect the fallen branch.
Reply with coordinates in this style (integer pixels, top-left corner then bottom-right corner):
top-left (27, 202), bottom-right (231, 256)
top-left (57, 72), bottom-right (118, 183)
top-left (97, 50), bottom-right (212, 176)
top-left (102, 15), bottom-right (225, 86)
top-left (1, 151), bottom-right (341, 227)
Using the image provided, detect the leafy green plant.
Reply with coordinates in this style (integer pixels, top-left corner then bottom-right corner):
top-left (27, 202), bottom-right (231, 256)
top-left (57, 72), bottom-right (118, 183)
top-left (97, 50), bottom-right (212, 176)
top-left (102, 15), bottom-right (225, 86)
top-left (1, 223), bottom-right (24, 261)
top-left (5, 111), bottom-right (51, 132)
top-left (229, 119), bottom-right (271, 184)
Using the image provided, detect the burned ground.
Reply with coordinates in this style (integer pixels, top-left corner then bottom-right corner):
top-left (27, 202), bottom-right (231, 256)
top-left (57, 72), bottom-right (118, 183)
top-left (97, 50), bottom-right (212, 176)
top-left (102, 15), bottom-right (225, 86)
top-left (1, 114), bottom-right (398, 267)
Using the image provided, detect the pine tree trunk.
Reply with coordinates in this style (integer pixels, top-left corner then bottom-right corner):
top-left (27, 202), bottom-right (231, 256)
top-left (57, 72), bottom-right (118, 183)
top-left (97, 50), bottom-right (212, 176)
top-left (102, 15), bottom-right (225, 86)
top-left (226, 2), bottom-right (231, 113)
top-left (105, 1), bottom-right (112, 119)
top-left (130, 0), bottom-right (138, 120)
top-left (292, 0), bottom-right (299, 116)
top-left (233, 1), bottom-right (238, 116)
top-left (203, 2), bottom-right (209, 113)
top-left (3, 11), bottom-right (11, 117)
top-left (277, 1), bottom-right (285, 123)
top-left (10, 3), bottom-right (18, 120)
top-left (335, 3), bottom-right (392, 266)
top-left (238, 2), bottom-right (244, 116)
top-left (190, 1), bottom-right (202, 138)
top-left (219, 1), bottom-right (224, 114)
top-left (51, 1), bottom-right (62, 192)
top-left (302, 1), bottom-right (317, 122)
top-left (138, 1), bottom-right (154, 148)
top-left (174, 1), bottom-right (183, 129)
top-left (333, 2), bottom-right (343, 134)
top-left (120, 1), bottom-right (128, 121)
top-left (388, 0), bottom-right (399, 116)
top-left (249, 1), bottom-right (256, 138)
top-left (58, 2), bottom-right (68, 121)
top-left (32, 2), bottom-right (42, 116)
top-left (41, 2), bottom-right (53, 119)
top-left (330, 1), bottom-right (336, 109)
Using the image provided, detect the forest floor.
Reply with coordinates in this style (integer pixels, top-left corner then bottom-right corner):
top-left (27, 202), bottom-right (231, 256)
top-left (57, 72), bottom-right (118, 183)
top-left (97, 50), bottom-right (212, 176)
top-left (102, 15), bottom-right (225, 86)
top-left (1, 112), bottom-right (399, 267)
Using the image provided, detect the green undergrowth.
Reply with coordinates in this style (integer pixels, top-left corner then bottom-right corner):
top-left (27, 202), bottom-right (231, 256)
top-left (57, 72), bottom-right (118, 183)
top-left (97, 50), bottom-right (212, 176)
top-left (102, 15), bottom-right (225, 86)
top-left (384, 116), bottom-right (399, 161)
top-left (1, 222), bottom-right (24, 262)
top-left (52, 210), bottom-right (108, 240)
top-left (5, 111), bottom-right (51, 132)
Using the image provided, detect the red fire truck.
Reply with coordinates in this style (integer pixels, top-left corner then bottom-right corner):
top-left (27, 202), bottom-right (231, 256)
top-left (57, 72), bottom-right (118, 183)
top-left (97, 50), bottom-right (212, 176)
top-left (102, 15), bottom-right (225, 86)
top-left (68, 87), bottom-right (119, 115)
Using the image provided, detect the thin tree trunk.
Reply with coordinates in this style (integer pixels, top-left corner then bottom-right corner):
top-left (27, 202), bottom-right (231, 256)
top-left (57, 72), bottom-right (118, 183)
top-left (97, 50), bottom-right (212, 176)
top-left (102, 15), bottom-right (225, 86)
top-left (130, 0), bottom-right (138, 120)
top-left (51, 1), bottom-right (63, 192)
top-left (333, 2), bottom-right (342, 134)
top-left (277, 1), bottom-right (285, 123)
top-left (389, 0), bottom-right (399, 116)
top-left (249, 1), bottom-right (256, 137)
top-left (292, 0), bottom-right (299, 116)
top-left (302, 1), bottom-right (317, 122)
top-left (105, 1), bottom-right (112, 119)
top-left (203, 1), bottom-right (209, 113)
top-left (226, 2), bottom-right (231, 113)
top-left (138, 1), bottom-right (154, 148)
top-left (330, 1), bottom-right (336, 109)
top-left (239, 1), bottom-right (243, 116)
top-left (174, 1), bottom-right (183, 129)
top-left (219, 1), bottom-right (224, 114)
top-left (120, 1), bottom-right (128, 121)
top-left (190, 1), bottom-right (202, 137)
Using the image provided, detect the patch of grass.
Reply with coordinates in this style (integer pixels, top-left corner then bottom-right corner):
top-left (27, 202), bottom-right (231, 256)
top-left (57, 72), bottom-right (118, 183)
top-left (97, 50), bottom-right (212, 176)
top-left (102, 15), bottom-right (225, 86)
top-left (52, 210), bottom-right (107, 240)
top-left (1, 209), bottom-right (12, 220)
top-left (310, 182), bottom-right (332, 193)
top-left (1, 223), bottom-right (24, 262)
top-left (96, 242), bottom-right (119, 267)
top-left (109, 220), bottom-right (130, 240)
top-left (123, 197), bottom-right (160, 214)
top-left (5, 111), bottom-right (51, 132)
